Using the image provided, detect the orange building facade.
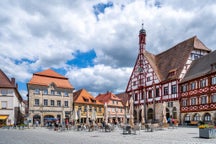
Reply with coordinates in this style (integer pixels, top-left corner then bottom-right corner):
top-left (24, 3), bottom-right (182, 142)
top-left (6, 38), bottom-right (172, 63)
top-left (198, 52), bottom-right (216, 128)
top-left (96, 92), bottom-right (125, 124)
top-left (27, 69), bottom-right (74, 126)
top-left (73, 89), bottom-right (104, 124)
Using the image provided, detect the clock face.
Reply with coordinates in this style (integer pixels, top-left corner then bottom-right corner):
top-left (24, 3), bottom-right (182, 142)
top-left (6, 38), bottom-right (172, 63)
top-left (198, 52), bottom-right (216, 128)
top-left (138, 67), bottom-right (143, 72)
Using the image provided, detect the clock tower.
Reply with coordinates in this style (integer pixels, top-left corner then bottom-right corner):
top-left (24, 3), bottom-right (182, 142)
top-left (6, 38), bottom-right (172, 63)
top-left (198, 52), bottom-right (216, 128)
top-left (139, 23), bottom-right (146, 53)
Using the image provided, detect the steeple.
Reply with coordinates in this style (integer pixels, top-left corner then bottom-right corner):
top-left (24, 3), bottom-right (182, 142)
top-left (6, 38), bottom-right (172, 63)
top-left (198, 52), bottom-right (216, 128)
top-left (139, 23), bottom-right (146, 53)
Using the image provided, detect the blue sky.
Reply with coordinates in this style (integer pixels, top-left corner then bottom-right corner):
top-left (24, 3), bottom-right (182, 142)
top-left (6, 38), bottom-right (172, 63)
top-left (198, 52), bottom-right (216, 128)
top-left (0, 0), bottom-right (216, 99)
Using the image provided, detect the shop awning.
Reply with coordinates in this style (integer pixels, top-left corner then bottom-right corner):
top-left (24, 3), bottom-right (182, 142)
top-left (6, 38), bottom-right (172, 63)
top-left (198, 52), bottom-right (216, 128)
top-left (0, 115), bottom-right (8, 120)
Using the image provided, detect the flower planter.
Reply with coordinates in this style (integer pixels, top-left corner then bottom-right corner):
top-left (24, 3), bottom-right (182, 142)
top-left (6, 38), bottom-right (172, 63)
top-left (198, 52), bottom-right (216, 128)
top-left (199, 128), bottom-right (216, 139)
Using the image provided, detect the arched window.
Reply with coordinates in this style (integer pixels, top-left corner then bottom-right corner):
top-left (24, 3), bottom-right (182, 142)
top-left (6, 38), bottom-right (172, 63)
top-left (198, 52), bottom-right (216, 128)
top-left (147, 108), bottom-right (153, 121)
top-left (184, 114), bottom-right (190, 122)
top-left (172, 107), bottom-right (177, 119)
top-left (33, 115), bottom-right (41, 124)
top-left (203, 113), bottom-right (211, 122)
top-left (193, 113), bottom-right (200, 121)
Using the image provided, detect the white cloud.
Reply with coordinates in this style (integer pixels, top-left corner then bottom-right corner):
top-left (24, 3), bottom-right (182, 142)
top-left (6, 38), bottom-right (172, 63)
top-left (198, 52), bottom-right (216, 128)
top-left (66, 64), bottom-right (132, 96)
top-left (0, 0), bottom-right (216, 98)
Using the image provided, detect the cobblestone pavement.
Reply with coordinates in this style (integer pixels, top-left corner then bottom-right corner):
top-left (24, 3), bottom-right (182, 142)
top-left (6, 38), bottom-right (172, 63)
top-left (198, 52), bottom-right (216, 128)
top-left (0, 127), bottom-right (215, 144)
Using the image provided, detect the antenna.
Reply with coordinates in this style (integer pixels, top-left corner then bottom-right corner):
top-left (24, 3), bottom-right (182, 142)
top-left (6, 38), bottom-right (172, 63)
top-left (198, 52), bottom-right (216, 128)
top-left (141, 20), bottom-right (144, 29)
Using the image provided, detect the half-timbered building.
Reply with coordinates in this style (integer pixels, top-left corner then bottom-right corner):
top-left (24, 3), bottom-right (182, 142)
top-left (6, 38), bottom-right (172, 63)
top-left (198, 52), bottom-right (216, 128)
top-left (126, 25), bottom-right (211, 124)
top-left (180, 50), bottom-right (216, 125)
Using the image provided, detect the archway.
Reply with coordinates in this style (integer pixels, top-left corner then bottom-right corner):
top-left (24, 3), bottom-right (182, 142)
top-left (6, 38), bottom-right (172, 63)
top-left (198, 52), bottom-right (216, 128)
top-left (147, 108), bottom-right (153, 122)
top-left (172, 107), bottom-right (177, 119)
top-left (44, 115), bottom-right (56, 126)
top-left (184, 113), bottom-right (190, 124)
top-left (193, 113), bottom-right (200, 121)
top-left (139, 109), bottom-right (142, 123)
top-left (134, 110), bottom-right (137, 123)
top-left (33, 115), bottom-right (41, 126)
top-left (203, 113), bottom-right (211, 122)
top-left (166, 108), bottom-right (170, 120)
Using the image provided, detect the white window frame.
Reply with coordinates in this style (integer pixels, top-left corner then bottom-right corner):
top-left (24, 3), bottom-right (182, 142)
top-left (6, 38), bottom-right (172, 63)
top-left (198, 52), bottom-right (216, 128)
top-left (200, 96), bottom-right (207, 104)
top-left (35, 99), bottom-right (39, 106)
top-left (182, 99), bottom-right (187, 106)
top-left (44, 99), bottom-right (48, 106)
top-left (212, 76), bottom-right (216, 85)
top-left (57, 100), bottom-right (61, 107)
top-left (200, 79), bottom-right (207, 88)
top-left (190, 82), bottom-right (196, 90)
top-left (64, 101), bottom-right (68, 107)
top-left (211, 93), bottom-right (216, 103)
top-left (191, 97), bottom-right (196, 105)
top-left (50, 100), bottom-right (55, 106)
top-left (1, 101), bottom-right (7, 109)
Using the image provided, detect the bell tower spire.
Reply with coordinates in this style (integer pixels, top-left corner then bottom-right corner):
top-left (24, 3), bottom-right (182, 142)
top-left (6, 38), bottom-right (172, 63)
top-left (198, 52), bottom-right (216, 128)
top-left (139, 23), bottom-right (146, 53)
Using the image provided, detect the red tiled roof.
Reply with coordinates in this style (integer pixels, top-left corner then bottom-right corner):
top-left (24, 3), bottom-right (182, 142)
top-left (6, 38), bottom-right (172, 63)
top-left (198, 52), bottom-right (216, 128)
top-left (0, 69), bottom-right (15, 88)
top-left (35, 68), bottom-right (66, 79)
top-left (116, 92), bottom-right (129, 106)
top-left (28, 69), bottom-right (73, 89)
top-left (95, 91), bottom-right (122, 104)
top-left (73, 89), bottom-right (103, 105)
top-left (155, 36), bottom-right (211, 81)
top-left (0, 69), bottom-right (23, 101)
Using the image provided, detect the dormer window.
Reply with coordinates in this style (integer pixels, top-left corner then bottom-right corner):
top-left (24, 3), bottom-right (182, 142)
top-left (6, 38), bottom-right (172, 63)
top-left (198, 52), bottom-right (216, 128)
top-left (211, 63), bottom-right (216, 70)
top-left (91, 98), bottom-right (96, 103)
top-left (168, 69), bottom-right (176, 78)
top-left (82, 97), bottom-right (89, 102)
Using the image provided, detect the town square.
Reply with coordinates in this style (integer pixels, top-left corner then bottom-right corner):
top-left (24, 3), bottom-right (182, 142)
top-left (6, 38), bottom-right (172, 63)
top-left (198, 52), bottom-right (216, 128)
top-left (1, 0), bottom-right (216, 143)
top-left (0, 126), bottom-right (215, 144)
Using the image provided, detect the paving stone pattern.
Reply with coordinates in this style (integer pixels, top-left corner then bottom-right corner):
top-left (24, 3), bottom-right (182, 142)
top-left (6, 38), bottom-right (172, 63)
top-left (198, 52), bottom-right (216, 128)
top-left (0, 127), bottom-right (215, 144)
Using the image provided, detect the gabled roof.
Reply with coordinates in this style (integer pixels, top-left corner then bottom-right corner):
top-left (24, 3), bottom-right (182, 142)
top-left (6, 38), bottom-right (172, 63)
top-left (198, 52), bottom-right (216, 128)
top-left (0, 69), bottom-right (15, 88)
top-left (73, 89), bottom-right (103, 105)
top-left (116, 92), bottom-right (129, 106)
top-left (144, 51), bottom-right (162, 81)
top-left (0, 69), bottom-right (23, 101)
top-left (95, 91), bottom-right (122, 104)
top-left (154, 36), bottom-right (211, 81)
top-left (28, 69), bottom-right (73, 89)
top-left (181, 50), bottom-right (216, 83)
top-left (35, 69), bottom-right (66, 79)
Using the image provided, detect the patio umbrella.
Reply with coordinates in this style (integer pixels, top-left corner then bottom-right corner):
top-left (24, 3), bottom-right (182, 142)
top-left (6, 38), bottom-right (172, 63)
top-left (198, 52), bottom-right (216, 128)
top-left (76, 109), bottom-right (81, 124)
top-left (86, 105), bottom-right (90, 125)
top-left (91, 107), bottom-right (96, 125)
top-left (104, 102), bottom-right (108, 124)
top-left (162, 102), bottom-right (167, 124)
top-left (115, 108), bottom-right (118, 124)
top-left (141, 105), bottom-right (145, 124)
top-left (129, 96), bottom-right (134, 127)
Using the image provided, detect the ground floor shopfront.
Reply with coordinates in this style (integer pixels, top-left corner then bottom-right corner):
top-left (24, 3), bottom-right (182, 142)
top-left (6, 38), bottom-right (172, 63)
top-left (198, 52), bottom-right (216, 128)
top-left (28, 110), bottom-right (71, 127)
top-left (181, 111), bottom-right (216, 125)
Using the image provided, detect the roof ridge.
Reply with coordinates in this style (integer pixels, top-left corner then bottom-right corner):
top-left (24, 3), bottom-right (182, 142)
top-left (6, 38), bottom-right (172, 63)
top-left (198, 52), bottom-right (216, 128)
top-left (35, 69), bottom-right (67, 79)
top-left (0, 69), bottom-right (15, 88)
top-left (156, 36), bottom-right (196, 57)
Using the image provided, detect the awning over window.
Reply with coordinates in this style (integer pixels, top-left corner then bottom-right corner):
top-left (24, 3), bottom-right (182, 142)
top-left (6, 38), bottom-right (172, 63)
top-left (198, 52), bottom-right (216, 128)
top-left (0, 115), bottom-right (8, 120)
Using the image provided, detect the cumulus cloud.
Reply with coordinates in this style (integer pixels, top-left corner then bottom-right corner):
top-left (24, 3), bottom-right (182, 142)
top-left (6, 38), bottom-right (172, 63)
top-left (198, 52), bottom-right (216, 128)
top-left (0, 0), bottom-right (216, 98)
top-left (66, 65), bottom-right (132, 96)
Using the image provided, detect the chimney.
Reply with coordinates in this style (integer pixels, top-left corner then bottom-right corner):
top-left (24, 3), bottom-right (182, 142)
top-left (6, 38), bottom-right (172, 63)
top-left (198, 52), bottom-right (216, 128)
top-left (11, 78), bottom-right (16, 86)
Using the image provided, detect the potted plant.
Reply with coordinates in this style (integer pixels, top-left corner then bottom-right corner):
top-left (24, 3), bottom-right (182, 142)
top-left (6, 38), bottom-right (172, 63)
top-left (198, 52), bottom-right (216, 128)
top-left (199, 124), bottom-right (216, 139)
